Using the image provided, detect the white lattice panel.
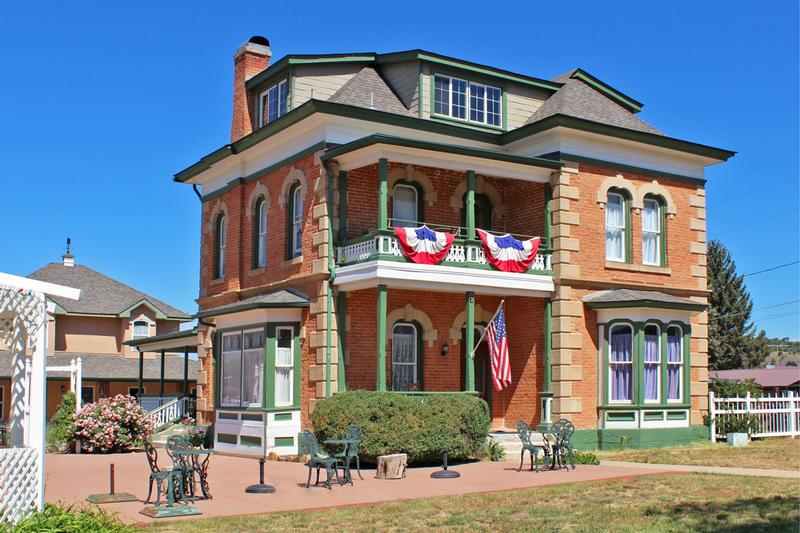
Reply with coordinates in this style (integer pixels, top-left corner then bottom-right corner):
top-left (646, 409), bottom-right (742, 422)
top-left (0, 287), bottom-right (46, 350)
top-left (0, 448), bottom-right (39, 524)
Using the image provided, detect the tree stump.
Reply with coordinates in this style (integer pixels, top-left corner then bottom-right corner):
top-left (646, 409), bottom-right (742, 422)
top-left (376, 453), bottom-right (407, 479)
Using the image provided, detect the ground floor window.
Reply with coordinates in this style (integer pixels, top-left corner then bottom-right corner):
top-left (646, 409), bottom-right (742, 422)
top-left (128, 386), bottom-right (144, 397)
top-left (81, 386), bottom-right (94, 406)
top-left (643, 324), bottom-right (661, 403)
top-left (667, 326), bottom-right (683, 401)
top-left (275, 327), bottom-right (294, 406)
top-left (609, 324), bottom-right (633, 402)
top-left (392, 322), bottom-right (419, 391)
top-left (221, 328), bottom-right (264, 408)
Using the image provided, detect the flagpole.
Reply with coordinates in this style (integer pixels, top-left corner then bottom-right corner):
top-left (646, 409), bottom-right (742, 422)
top-left (470, 299), bottom-right (505, 357)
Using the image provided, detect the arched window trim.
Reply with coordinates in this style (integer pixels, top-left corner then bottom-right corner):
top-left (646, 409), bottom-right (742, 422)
top-left (643, 323), bottom-right (661, 404)
top-left (253, 197), bottom-right (268, 269)
top-left (391, 181), bottom-right (424, 227)
top-left (132, 319), bottom-right (150, 340)
top-left (215, 213), bottom-right (227, 279)
top-left (460, 192), bottom-right (493, 233)
top-left (605, 188), bottom-right (631, 263)
top-left (608, 322), bottom-right (634, 404)
top-left (642, 194), bottom-right (667, 267)
top-left (391, 321), bottom-right (424, 391)
top-left (286, 182), bottom-right (303, 259)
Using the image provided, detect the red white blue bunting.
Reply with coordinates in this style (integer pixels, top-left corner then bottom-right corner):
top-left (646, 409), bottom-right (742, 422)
top-left (393, 225), bottom-right (455, 265)
top-left (477, 229), bottom-right (540, 273)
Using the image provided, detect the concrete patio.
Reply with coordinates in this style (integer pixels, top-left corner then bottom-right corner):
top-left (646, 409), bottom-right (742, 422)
top-left (44, 452), bottom-right (674, 525)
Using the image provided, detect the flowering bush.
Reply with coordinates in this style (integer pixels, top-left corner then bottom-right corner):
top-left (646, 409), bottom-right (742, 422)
top-left (178, 417), bottom-right (208, 447)
top-left (72, 395), bottom-right (154, 453)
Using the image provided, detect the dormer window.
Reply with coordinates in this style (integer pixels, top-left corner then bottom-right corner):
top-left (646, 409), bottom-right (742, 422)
top-left (433, 75), bottom-right (502, 127)
top-left (132, 320), bottom-right (149, 340)
top-left (258, 79), bottom-right (289, 127)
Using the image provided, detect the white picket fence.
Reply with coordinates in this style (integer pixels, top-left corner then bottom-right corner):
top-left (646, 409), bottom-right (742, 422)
top-left (0, 447), bottom-right (40, 524)
top-left (709, 391), bottom-right (800, 442)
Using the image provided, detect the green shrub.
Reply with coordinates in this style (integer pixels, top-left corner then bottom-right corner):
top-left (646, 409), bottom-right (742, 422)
top-left (46, 392), bottom-right (76, 453)
top-left (572, 450), bottom-right (600, 465)
top-left (710, 377), bottom-right (763, 398)
top-left (5, 503), bottom-right (133, 533)
top-left (311, 391), bottom-right (490, 465)
top-left (703, 412), bottom-right (760, 436)
top-left (483, 438), bottom-right (506, 461)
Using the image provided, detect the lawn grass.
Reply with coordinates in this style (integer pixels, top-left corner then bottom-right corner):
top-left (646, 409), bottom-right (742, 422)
top-left (148, 473), bottom-right (799, 532)
top-left (598, 437), bottom-right (800, 470)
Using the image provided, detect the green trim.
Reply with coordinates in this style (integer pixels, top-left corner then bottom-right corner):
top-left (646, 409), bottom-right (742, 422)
top-left (274, 412), bottom-right (293, 422)
top-left (118, 299), bottom-right (168, 319)
top-left (465, 170), bottom-right (476, 240)
top-left (571, 426), bottom-right (709, 450)
top-left (288, 66), bottom-right (295, 111)
top-left (195, 298), bottom-right (309, 319)
top-left (606, 411), bottom-right (636, 422)
top-left (240, 435), bottom-right (262, 447)
top-left (586, 300), bottom-right (706, 311)
top-left (325, 164), bottom-right (335, 398)
top-left (246, 53), bottom-right (377, 91)
top-left (569, 69), bottom-right (643, 113)
top-left (643, 411), bottom-right (663, 421)
top-left (376, 284), bottom-right (387, 392)
top-left (417, 64), bottom-right (424, 118)
top-left (543, 183), bottom-right (552, 249)
top-left (338, 170), bottom-right (348, 241)
top-left (465, 291), bottom-right (476, 393)
top-left (543, 298), bottom-right (552, 393)
top-left (217, 433), bottom-right (237, 445)
top-left (124, 328), bottom-right (198, 347)
top-left (274, 436), bottom-right (294, 447)
top-left (502, 114), bottom-right (735, 161)
top-left (378, 158), bottom-right (389, 231)
top-left (667, 410), bottom-right (688, 420)
top-left (430, 112), bottom-right (506, 132)
top-left (322, 134), bottom-right (562, 170)
top-left (336, 290), bottom-right (347, 393)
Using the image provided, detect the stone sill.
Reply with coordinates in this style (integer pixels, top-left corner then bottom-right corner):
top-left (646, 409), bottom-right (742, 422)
top-left (284, 255), bottom-right (303, 266)
top-left (605, 262), bottom-right (671, 275)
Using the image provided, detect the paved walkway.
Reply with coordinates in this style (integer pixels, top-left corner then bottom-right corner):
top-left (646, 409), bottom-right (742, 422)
top-left (601, 460), bottom-right (800, 479)
top-left (45, 453), bottom-right (671, 525)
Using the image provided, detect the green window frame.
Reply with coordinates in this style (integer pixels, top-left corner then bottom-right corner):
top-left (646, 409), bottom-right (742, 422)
top-left (605, 188), bottom-right (632, 263)
top-left (214, 213), bottom-right (227, 279)
top-left (390, 321), bottom-right (424, 391)
top-left (390, 181), bottom-right (424, 227)
top-left (286, 182), bottom-right (303, 259)
top-left (253, 196), bottom-right (268, 269)
top-left (642, 194), bottom-right (667, 267)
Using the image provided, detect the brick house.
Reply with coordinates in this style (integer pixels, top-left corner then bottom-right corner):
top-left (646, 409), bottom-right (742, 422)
top-left (0, 250), bottom-right (195, 421)
top-left (178, 36), bottom-right (733, 455)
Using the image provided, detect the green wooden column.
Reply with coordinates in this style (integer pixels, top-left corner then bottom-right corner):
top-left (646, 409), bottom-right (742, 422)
top-left (544, 183), bottom-right (552, 249)
top-left (466, 170), bottom-right (476, 239)
top-left (543, 298), bottom-right (552, 393)
top-left (376, 284), bottom-right (388, 391)
top-left (378, 158), bottom-right (389, 231)
top-left (338, 170), bottom-right (348, 241)
top-left (337, 290), bottom-right (347, 393)
top-left (465, 291), bottom-right (476, 392)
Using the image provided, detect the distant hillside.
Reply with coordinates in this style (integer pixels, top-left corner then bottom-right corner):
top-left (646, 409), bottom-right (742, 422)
top-left (766, 337), bottom-right (800, 366)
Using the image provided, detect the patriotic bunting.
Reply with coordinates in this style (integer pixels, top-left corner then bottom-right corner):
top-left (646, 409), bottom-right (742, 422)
top-left (477, 229), bottom-right (540, 273)
top-left (393, 225), bottom-right (455, 265)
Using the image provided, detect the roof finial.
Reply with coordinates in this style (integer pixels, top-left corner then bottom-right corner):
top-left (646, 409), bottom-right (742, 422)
top-left (62, 237), bottom-right (75, 266)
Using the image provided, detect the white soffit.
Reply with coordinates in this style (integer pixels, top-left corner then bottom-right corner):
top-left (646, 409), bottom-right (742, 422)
top-left (334, 260), bottom-right (554, 297)
top-left (596, 307), bottom-right (695, 324)
top-left (212, 308), bottom-right (303, 330)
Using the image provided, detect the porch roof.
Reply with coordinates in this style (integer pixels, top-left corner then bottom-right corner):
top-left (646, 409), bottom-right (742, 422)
top-left (321, 134), bottom-right (562, 182)
top-left (123, 328), bottom-right (199, 352)
top-left (195, 289), bottom-right (310, 319)
top-left (582, 289), bottom-right (705, 311)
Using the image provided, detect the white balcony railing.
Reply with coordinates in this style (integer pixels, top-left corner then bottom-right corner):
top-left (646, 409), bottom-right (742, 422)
top-left (337, 234), bottom-right (552, 272)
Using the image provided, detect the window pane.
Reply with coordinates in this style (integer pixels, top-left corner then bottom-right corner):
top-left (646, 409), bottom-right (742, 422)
top-left (276, 328), bottom-right (293, 366)
top-left (133, 321), bottom-right (149, 339)
top-left (278, 81), bottom-right (288, 116)
top-left (392, 324), bottom-right (417, 391)
top-left (469, 83), bottom-right (485, 123)
top-left (257, 202), bottom-right (267, 267)
top-left (486, 86), bottom-right (501, 126)
top-left (221, 333), bottom-right (242, 407)
top-left (434, 76), bottom-right (450, 116)
top-left (260, 93), bottom-right (268, 126)
top-left (293, 188), bottom-right (303, 255)
top-left (451, 78), bottom-right (467, 119)
top-left (268, 85), bottom-right (278, 123)
top-left (275, 368), bottom-right (292, 405)
top-left (275, 328), bottom-right (293, 405)
top-left (609, 326), bottom-right (632, 402)
top-left (642, 199), bottom-right (660, 265)
top-left (392, 185), bottom-right (418, 227)
top-left (644, 326), bottom-right (660, 401)
top-left (606, 194), bottom-right (624, 261)
top-left (667, 327), bottom-right (682, 401)
top-left (643, 200), bottom-right (660, 232)
top-left (242, 347), bottom-right (263, 407)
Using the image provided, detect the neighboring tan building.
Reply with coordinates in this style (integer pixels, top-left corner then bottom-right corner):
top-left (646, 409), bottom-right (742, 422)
top-left (0, 250), bottom-right (195, 420)
top-left (176, 36), bottom-right (734, 455)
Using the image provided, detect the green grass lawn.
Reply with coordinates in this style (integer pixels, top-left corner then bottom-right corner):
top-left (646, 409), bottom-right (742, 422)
top-left (149, 473), bottom-right (799, 532)
top-left (598, 437), bottom-right (800, 470)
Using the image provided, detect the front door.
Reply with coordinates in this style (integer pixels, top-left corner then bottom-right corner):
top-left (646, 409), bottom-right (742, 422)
top-left (461, 328), bottom-right (492, 406)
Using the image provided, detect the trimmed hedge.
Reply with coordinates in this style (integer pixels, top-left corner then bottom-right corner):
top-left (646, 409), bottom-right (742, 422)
top-left (311, 391), bottom-right (490, 464)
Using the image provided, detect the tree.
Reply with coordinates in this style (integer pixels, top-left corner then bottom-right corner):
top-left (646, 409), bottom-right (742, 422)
top-left (707, 240), bottom-right (767, 369)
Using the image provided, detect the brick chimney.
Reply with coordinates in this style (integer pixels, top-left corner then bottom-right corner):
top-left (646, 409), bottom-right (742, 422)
top-left (231, 36), bottom-right (271, 142)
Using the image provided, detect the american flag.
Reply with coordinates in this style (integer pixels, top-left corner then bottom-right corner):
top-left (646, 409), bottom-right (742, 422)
top-left (485, 306), bottom-right (511, 391)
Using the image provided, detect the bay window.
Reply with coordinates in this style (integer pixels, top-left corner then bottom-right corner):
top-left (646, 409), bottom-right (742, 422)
top-left (642, 197), bottom-right (662, 266)
top-left (609, 324), bottom-right (633, 402)
top-left (392, 322), bottom-right (419, 391)
top-left (433, 75), bottom-right (502, 127)
top-left (258, 79), bottom-right (289, 127)
top-left (643, 324), bottom-right (661, 402)
top-left (667, 326), bottom-right (683, 402)
top-left (221, 328), bottom-right (264, 408)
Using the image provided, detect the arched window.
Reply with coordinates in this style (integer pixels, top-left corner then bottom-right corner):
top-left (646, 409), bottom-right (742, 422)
top-left (254, 197), bottom-right (267, 268)
top-left (461, 193), bottom-right (493, 231)
top-left (667, 325), bottom-right (683, 402)
top-left (132, 320), bottom-right (149, 340)
top-left (609, 324), bottom-right (633, 402)
top-left (287, 183), bottom-right (303, 258)
top-left (392, 322), bottom-right (420, 391)
top-left (642, 196), bottom-right (665, 266)
top-left (643, 324), bottom-right (661, 403)
top-left (391, 183), bottom-right (420, 227)
top-left (605, 191), bottom-right (628, 262)
top-left (215, 214), bottom-right (227, 279)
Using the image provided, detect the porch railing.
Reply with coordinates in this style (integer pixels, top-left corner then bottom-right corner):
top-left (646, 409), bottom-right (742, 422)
top-left (337, 231), bottom-right (552, 273)
top-left (146, 396), bottom-right (189, 429)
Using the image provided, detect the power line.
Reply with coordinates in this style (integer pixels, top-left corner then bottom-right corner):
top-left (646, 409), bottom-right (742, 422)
top-left (744, 260), bottom-right (800, 277)
top-left (711, 208), bottom-right (799, 236)
top-left (706, 176), bottom-right (798, 207)
top-left (709, 299), bottom-right (800, 321)
top-left (751, 311), bottom-right (800, 323)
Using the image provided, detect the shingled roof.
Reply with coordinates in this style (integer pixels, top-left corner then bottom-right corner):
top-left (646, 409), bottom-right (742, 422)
top-left (196, 288), bottom-right (309, 319)
top-left (28, 263), bottom-right (190, 319)
top-left (525, 74), bottom-right (663, 135)
top-left (330, 66), bottom-right (413, 117)
top-left (0, 352), bottom-right (198, 381)
top-left (583, 289), bottom-right (705, 310)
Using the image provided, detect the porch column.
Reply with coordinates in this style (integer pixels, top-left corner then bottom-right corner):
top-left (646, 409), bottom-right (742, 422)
top-left (543, 298), bottom-right (552, 393)
top-left (466, 170), bottom-right (476, 240)
top-left (137, 348), bottom-right (144, 400)
top-left (337, 290), bottom-right (347, 392)
top-left (338, 170), bottom-right (348, 240)
top-left (378, 158), bottom-right (388, 231)
top-left (465, 291), bottom-right (476, 392)
top-left (159, 348), bottom-right (165, 398)
top-left (376, 284), bottom-right (387, 391)
top-left (183, 346), bottom-right (190, 398)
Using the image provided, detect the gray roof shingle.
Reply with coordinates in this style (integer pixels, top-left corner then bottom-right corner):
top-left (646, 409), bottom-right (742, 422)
top-left (525, 76), bottom-right (663, 135)
top-left (0, 352), bottom-right (198, 381)
top-left (196, 288), bottom-right (309, 319)
top-left (28, 263), bottom-right (190, 319)
top-left (329, 67), bottom-right (413, 117)
top-left (582, 289), bottom-right (705, 309)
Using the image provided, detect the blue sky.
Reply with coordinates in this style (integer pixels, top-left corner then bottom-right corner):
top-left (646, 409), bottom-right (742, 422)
top-left (1, 1), bottom-right (797, 339)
